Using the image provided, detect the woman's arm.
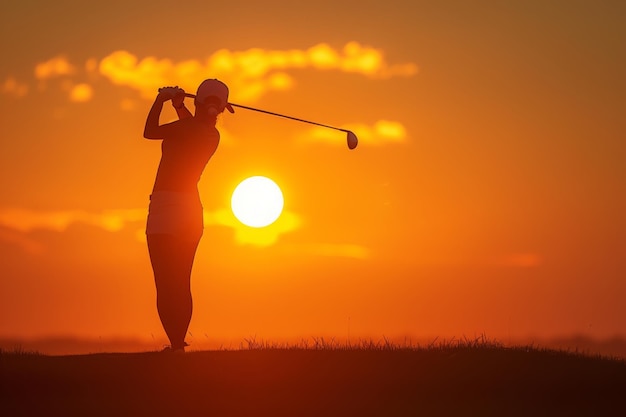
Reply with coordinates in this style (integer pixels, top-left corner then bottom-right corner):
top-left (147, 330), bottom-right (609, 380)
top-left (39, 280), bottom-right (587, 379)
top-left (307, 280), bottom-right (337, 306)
top-left (144, 87), bottom-right (189, 139)
top-left (172, 91), bottom-right (193, 120)
top-left (143, 93), bottom-right (168, 139)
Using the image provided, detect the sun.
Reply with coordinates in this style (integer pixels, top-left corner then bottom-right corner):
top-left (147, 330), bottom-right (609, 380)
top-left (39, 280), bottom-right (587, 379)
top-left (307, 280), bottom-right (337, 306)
top-left (231, 176), bottom-right (284, 228)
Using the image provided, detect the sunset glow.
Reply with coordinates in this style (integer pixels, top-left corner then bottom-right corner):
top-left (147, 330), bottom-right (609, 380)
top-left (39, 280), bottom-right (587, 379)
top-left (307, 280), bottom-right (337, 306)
top-left (0, 1), bottom-right (623, 355)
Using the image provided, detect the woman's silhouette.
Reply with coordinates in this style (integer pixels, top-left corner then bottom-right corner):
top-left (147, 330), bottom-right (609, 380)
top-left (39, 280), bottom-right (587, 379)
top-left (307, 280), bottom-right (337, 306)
top-left (143, 79), bottom-right (233, 352)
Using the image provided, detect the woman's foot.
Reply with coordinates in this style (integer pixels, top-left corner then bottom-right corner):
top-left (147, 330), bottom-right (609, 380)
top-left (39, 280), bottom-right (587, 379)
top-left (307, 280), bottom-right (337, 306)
top-left (161, 342), bottom-right (188, 353)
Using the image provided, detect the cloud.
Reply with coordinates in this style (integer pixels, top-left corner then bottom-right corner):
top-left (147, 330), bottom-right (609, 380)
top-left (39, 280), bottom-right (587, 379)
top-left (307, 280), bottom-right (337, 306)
top-left (69, 83), bottom-right (94, 102)
top-left (205, 208), bottom-right (301, 247)
top-left (0, 208), bottom-right (146, 233)
top-left (334, 42), bottom-right (418, 78)
top-left (298, 120), bottom-right (408, 147)
top-left (203, 207), bottom-right (366, 256)
top-left (6, 43), bottom-right (417, 107)
top-left (98, 42), bottom-right (418, 101)
top-left (0, 207), bottom-right (366, 258)
top-left (34, 56), bottom-right (75, 80)
top-left (0, 206), bottom-right (301, 247)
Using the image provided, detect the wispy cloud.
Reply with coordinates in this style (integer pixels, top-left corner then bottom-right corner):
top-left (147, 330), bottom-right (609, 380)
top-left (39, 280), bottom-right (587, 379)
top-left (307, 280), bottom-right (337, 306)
top-left (34, 56), bottom-right (75, 80)
top-left (3, 43), bottom-right (417, 113)
top-left (0, 208), bottom-right (146, 233)
top-left (204, 207), bottom-right (367, 256)
top-left (205, 208), bottom-right (301, 247)
top-left (0, 206), bottom-right (368, 258)
top-left (0, 206), bottom-right (301, 247)
top-left (98, 42), bottom-right (417, 101)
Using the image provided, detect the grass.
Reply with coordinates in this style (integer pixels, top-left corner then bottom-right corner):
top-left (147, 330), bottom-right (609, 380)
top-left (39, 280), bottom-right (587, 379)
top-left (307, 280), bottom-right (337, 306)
top-left (1, 337), bottom-right (625, 417)
top-left (0, 345), bottom-right (42, 356)
top-left (238, 334), bottom-right (507, 351)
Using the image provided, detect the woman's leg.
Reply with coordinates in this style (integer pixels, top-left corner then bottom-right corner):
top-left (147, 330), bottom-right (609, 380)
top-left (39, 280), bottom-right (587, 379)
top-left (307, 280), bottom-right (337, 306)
top-left (147, 233), bottom-right (200, 350)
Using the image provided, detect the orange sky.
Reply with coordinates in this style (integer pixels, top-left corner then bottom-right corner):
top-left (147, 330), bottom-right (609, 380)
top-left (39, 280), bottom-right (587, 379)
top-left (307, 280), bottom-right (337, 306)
top-left (0, 0), bottom-right (624, 348)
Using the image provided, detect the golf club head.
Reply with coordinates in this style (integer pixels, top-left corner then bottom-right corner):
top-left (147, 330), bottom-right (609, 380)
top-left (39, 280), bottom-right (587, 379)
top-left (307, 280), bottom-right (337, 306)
top-left (347, 131), bottom-right (358, 150)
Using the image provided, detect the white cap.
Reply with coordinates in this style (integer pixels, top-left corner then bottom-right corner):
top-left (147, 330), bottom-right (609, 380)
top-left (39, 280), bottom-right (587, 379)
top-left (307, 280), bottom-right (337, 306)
top-left (195, 79), bottom-right (234, 113)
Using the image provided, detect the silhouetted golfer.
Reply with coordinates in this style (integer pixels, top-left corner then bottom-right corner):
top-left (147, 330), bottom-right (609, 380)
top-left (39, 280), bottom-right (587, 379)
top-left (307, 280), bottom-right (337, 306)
top-left (143, 79), bottom-right (234, 352)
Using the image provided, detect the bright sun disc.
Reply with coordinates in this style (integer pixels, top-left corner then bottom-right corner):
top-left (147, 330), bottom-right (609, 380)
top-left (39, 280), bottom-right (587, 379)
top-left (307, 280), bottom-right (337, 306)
top-left (231, 176), bottom-right (284, 228)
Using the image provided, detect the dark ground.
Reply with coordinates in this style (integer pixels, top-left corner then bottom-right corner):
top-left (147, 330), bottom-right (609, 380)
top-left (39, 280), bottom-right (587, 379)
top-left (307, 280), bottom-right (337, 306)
top-left (2, 346), bottom-right (625, 416)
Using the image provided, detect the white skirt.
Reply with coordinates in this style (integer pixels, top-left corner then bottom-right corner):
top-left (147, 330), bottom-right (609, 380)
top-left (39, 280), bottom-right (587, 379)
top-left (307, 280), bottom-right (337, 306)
top-left (146, 191), bottom-right (203, 239)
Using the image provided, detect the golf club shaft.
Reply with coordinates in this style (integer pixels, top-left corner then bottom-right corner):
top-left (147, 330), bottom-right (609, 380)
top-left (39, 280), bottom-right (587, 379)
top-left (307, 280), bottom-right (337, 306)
top-left (183, 93), bottom-right (348, 133)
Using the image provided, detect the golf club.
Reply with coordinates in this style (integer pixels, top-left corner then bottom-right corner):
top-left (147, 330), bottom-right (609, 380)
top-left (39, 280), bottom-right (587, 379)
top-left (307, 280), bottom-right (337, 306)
top-left (159, 88), bottom-right (358, 150)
